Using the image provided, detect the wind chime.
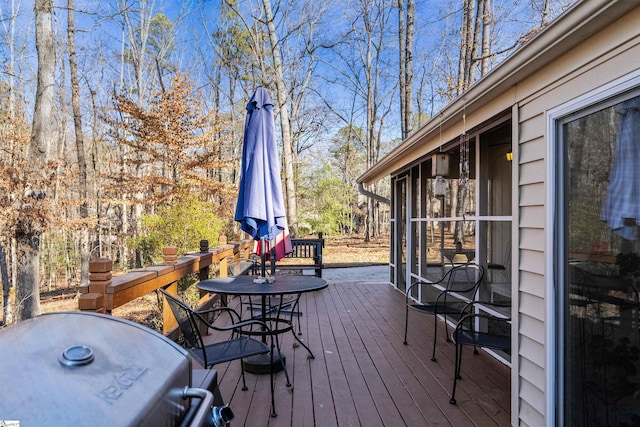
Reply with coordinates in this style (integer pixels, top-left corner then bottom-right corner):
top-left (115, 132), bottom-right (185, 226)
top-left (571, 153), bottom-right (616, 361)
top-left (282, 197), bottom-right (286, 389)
top-left (459, 105), bottom-right (470, 187)
top-left (459, 107), bottom-right (470, 222)
top-left (433, 113), bottom-right (449, 199)
top-left (459, 132), bottom-right (469, 187)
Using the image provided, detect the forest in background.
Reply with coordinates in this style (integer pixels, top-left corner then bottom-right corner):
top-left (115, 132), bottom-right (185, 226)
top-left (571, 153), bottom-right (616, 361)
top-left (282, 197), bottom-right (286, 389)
top-left (0, 0), bottom-right (574, 321)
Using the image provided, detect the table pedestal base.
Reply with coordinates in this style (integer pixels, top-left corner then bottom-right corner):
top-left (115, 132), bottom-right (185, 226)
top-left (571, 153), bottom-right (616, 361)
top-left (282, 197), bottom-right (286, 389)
top-left (243, 353), bottom-right (285, 374)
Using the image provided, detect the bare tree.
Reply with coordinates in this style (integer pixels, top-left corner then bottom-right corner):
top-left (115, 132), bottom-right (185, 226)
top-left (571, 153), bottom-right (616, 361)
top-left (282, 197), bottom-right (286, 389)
top-left (398, 0), bottom-right (414, 140)
top-left (325, 0), bottom-right (396, 240)
top-left (0, 0), bottom-right (25, 324)
top-left (196, 0), bottom-right (256, 191)
top-left (260, 0), bottom-right (298, 235)
top-left (15, 0), bottom-right (57, 320)
top-left (67, 0), bottom-right (90, 286)
top-left (220, 0), bottom-right (332, 237)
top-left (534, 0), bottom-right (551, 26)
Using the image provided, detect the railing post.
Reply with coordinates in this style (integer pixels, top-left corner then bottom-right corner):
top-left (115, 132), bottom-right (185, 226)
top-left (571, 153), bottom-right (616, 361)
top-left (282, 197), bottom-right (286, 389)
top-left (199, 240), bottom-right (210, 282)
top-left (218, 237), bottom-right (229, 279)
top-left (197, 240), bottom-right (213, 304)
top-left (160, 246), bottom-right (179, 333)
top-left (162, 246), bottom-right (178, 264)
top-left (216, 236), bottom-right (229, 307)
top-left (79, 258), bottom-right (112, 314)
top-left (162, 282), bottom-right (178, 335)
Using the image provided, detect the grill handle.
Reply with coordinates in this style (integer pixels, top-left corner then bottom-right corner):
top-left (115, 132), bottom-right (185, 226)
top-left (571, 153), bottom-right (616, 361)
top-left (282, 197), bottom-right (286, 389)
top-left (179, 387), bottom-right (234, 427)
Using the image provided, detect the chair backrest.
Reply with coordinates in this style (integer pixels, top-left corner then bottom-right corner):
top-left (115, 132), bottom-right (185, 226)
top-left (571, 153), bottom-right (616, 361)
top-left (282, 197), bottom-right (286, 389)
top-left (446, 264), bottom-right (484, 300)
top-left (159, 289), bottom-right (205, 352)
top-left (227, 255), bottom-right (261, 276)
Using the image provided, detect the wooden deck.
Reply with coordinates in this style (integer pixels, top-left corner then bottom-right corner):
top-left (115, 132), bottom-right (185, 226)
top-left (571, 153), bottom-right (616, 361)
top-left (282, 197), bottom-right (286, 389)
top-left (202, 280), bottom-right (511, 427)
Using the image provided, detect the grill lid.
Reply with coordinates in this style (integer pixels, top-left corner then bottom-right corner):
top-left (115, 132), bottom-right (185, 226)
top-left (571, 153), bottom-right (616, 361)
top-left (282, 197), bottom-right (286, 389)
top-left (0, 311), bottom-right (192, 426)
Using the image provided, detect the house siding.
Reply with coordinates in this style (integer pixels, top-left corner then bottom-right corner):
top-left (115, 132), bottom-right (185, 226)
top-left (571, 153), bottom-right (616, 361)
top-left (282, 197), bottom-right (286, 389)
top-left (518, 138), bottom-right (545, 166)
top-left (513, 5), bottom-right (640, 424)
top-left (520, 270), bottom-right (545, 299)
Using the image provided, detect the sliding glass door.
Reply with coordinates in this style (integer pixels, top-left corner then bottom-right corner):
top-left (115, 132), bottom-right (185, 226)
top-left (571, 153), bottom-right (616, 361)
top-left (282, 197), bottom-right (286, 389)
top-left (557, 91), bottom-right (640, 426)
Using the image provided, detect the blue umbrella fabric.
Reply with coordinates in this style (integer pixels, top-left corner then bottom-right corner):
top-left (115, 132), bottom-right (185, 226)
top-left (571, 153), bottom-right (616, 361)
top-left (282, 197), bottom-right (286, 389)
top-left (601, 97), bottom-right (640, 240)
top-left (234, 87), bottom-right (288, 245)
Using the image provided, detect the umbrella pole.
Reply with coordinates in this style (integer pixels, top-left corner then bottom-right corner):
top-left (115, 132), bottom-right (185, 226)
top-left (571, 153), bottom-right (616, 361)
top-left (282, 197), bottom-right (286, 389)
top-left (261, 237), bottom-right (267, 277)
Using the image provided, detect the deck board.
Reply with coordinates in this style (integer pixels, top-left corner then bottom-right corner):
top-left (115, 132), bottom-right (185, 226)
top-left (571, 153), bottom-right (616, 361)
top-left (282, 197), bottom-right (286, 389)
top-left (200, 280), bottom-right (511, 426)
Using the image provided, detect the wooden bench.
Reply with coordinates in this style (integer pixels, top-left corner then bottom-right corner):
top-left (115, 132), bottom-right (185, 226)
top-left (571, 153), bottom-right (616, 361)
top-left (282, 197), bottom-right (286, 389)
top-left (270, 238), bottom-right (324, 278)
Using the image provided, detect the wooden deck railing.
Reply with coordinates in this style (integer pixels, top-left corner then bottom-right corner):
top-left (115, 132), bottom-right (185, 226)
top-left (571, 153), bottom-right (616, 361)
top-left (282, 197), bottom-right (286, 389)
top-left (77, 237), bottom-right (255, 335)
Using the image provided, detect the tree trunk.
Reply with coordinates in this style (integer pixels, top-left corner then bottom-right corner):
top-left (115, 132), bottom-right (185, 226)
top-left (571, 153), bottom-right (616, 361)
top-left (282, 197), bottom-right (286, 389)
top-left (0, 243), bottom-right (12, 325)
top-left (480, 0), bottom-right (492, 76)
top-left (398, 0), bottom-right (406, 139)
top-left (469, 0), bottom-right (483, 85)
top-left (398, 0), bottom-right (414, 140)
top-left (458, 0), bottom-right (471, 94)
top-left (540, 0), bottom-right (550, 26)
top-left (404, 0), bottom-right (414, 137)
top-left (261, 0), bottom-right (298, 236)
top-left (15, 233), bottom-right (41, 320)
top-left (31, 0), bottom-right (56, 162)
top-left (16, 0), bottom-right (57, 320)
top-left (68, 0), bottom-right (90, 286)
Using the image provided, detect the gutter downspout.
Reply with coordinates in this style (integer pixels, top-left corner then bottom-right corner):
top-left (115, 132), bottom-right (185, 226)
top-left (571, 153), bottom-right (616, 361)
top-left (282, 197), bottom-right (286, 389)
top-left (358, 182), bottom-right (390, 205)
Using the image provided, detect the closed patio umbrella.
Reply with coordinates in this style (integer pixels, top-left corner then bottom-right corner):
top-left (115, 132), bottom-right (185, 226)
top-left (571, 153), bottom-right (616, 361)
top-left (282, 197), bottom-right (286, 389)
top-left (601, 97), bottom-right (640, 240)
top-left (234, 87), bottom-right (291, 274)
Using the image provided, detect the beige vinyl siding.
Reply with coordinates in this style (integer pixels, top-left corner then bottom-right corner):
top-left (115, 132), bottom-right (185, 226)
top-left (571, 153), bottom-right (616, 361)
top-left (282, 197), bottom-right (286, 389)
top-left (518, 159), bottom-right (545, 186)
top-left (519, 355), bottom-right (545, 387)
top-left (519, 380), bottom-right (545, 426)
top-left (520, 333), bottom-right (545, 369)
top-left (513, 6), bottom-right (640, 423)
top-left (520, 184), bottom-right (545, 206)
top-left (520, 270), bottom-right (545, 299)
top-left (518, 257), bottom-right (544, 280)
top-left (519, 206), bottom-right (545, 230)
top-left (515, 96), bottom-right (547, 425)
top-left (519, 314), bottom-right (545, 345)
top-left (519, 229), bottom-right (544, 253)
top-left (520, 292), bottom-right (546, 320)
top-left (518, 138), bottom-right (545, 166)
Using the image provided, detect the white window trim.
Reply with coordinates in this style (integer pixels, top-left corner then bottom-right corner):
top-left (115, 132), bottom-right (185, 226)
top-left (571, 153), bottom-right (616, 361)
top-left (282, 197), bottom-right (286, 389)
top-left (545, 68), bottom-right (640, 427)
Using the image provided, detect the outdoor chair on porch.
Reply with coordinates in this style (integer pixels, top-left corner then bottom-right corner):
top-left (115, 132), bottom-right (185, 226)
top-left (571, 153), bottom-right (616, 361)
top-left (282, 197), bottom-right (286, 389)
top-left (404, 264), bottom-right (484, 361)
top-left (449, 307), bottom-right (511, 404)
top-left (159, 289), bottom-right (278, 417)
top-left (227, 255), bottom-right (262, 276)
top-left (488, 241), bottom-right (512, 302)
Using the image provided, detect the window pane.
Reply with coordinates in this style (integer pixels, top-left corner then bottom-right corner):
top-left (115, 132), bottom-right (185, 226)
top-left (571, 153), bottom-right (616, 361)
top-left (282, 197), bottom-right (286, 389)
top-left (563, 94), bottom-right (640, 426)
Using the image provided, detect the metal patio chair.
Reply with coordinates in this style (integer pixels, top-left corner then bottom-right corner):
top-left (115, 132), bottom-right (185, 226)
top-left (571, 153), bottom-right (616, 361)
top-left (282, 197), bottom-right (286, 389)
top-left (488, 241), bottom-right (512, 302)
top-left (159, 289), bottom-right (278, 417)
top-left (227, 255), bottom-right (303, 333)
top-left (404, 264), bottom-right (484, 361)
top-left (449, 308), bottom-right (511, 404)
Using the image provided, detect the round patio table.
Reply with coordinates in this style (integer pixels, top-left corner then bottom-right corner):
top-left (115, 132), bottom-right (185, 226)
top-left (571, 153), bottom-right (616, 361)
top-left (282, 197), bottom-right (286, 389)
top-left (197, 274), bottom-right (327, 296)
top-left (197, 275), bottom-right (327, 378)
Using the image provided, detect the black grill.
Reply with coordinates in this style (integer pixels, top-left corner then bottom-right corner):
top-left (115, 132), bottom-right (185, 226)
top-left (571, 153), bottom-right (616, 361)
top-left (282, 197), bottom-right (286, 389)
top-left (0, 312), bottom-right (232, 426)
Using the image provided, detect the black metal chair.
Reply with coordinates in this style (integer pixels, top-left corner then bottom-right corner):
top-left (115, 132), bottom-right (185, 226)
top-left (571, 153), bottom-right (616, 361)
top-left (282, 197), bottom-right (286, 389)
top-left (159, 289), bottom-right (278, 417)
top-left (404, 264), bottom-right (484, 361)
top-left (226, 256), bottom-right (303, 337)
top-left (227, 255), bottom-right (262, 276)
top-left (449, 309), bottom-right (511, 404)
top-left (488, 241), bottom-right (512, 302)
